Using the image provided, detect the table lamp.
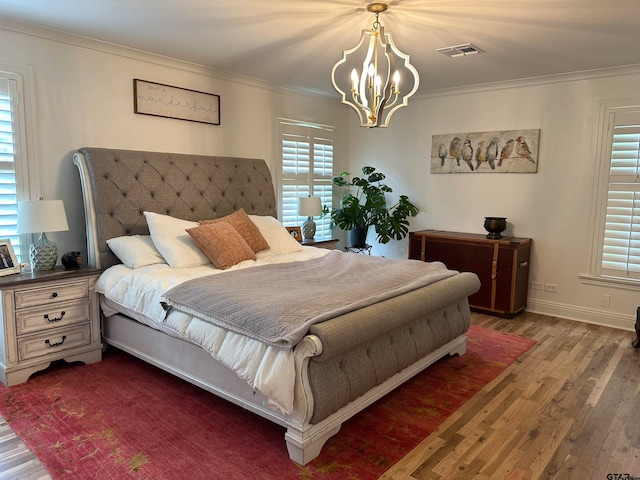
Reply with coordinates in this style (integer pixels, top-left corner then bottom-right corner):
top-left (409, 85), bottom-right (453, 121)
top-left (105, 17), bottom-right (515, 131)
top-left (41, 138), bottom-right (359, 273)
top-left (17, 198), bottom-right (69, 270)
top-left (298, 196), bottom-right (322, 240)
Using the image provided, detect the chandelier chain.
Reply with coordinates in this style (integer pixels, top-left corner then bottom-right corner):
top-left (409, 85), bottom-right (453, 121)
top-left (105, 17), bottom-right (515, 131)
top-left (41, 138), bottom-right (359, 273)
top-left (372, 13), bottom-right (381, 30)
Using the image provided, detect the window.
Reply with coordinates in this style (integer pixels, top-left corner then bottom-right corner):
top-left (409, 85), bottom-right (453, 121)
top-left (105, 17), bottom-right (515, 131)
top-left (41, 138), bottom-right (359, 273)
top-left (277, 120), bottom-right (334, 238)
top-left (0, 69), bottom-right (33, 262)
top-left (583, 100), bottom-right (640, 286)
top-left (601, 112), bottom-right (640, 279)
top-left (0, 76), bottom-right (21, 258)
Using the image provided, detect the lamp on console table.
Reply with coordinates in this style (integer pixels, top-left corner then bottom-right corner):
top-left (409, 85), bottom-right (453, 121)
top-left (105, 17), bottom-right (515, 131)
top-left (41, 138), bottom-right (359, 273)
top-left (298, 196), bottom-right (322, 240)
top-left (17, 198), bottom-right (69, 270)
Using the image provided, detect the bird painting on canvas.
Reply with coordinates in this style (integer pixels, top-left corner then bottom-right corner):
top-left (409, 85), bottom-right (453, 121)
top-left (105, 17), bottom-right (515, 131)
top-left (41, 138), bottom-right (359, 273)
top-left (438, 144), bottom-right (447, 166)
top-left (486, 137), bottom-right (499, 170)
top-left (498, 139), bottom-right (514, 167)
top-left (461, 139), bottom-right (474, 171)
top-left (475, 140), bottom-right (486, 169)
top-left (516, 136), bottom-right (536, 163)
top-left (430, 129), bottom-right (538, 173)
top-left (449, 137), bottom-right (462, 167)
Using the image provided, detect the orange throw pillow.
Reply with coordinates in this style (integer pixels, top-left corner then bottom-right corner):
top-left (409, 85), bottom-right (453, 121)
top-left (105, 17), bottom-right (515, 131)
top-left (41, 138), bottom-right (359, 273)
top-left (186, 222), bottom-right (256, 270)
top-left (200, 208), bottom-right (269, 253)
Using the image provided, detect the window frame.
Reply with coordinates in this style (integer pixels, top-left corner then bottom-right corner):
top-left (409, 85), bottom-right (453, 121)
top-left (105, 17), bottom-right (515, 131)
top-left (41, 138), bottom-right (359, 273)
top-left (276, 118), bottom-right (335, 239)
top-left (0, 63), bottom-right (38, 262)
top-left (581, 97), bottom-right (640, 289)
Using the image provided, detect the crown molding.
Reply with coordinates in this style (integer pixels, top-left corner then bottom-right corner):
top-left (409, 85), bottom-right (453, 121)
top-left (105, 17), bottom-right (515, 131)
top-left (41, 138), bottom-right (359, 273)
top-left (0, 18), bottom-right (334, 102)
top-left (416, 64), bottom-right (640, 99)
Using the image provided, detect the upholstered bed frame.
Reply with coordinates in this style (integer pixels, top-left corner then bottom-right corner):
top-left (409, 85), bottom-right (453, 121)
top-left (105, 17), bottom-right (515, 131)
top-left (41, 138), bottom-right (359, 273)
top-left (73, 147), bottom-right (481, 464)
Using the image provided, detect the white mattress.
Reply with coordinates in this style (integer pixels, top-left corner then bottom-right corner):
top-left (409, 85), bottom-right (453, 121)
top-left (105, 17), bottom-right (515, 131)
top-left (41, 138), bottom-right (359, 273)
top-left (95, 246), bottom-right (329, 415)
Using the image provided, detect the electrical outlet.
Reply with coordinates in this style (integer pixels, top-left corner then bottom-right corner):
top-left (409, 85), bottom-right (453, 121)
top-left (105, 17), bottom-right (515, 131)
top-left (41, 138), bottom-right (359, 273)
top-left (531, 282), bottom-right (543, 290)
top-left (544, 283), bottom-right (558, 293)
top-left (601, 294), bottom-right (611, 307)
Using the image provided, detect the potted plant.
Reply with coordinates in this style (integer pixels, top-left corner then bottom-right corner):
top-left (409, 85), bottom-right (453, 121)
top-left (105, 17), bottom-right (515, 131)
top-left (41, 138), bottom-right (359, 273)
top-left (329, 166), bottom-right (419, 246)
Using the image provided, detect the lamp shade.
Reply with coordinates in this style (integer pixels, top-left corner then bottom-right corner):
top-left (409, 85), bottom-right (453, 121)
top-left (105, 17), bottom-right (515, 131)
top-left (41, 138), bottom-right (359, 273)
top-left (17, 199), bottom-right (69, 234)
top-left (298, 196), bottom-right (322, 217)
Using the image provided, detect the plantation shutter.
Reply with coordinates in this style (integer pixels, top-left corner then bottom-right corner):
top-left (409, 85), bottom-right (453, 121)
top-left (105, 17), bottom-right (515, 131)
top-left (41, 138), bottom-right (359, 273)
top-left (0, 76), bottom-right (21, 259)
top-left (601, 111), bottom-right (640, 279)
top-left (280, 121), bottom-right (334, 238)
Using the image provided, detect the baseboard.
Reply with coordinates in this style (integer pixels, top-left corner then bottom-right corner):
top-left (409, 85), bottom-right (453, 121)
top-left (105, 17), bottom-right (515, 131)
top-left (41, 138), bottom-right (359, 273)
top-left (526, 299), bottom-right (635, 331)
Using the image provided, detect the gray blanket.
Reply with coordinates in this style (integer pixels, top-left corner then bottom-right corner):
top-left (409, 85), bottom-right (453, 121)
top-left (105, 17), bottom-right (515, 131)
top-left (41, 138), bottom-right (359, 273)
top-left (161, 250), bottom-right (458, 348)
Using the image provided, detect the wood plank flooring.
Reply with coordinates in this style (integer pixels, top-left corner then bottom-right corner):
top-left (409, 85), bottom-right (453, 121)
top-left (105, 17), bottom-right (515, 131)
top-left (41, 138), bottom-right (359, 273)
top-left (0, 417), bottom-right (49, 479)
top-left (0, 311), bottom-right (638, 479)
top-left (382, 311), bottom-right (640, 479)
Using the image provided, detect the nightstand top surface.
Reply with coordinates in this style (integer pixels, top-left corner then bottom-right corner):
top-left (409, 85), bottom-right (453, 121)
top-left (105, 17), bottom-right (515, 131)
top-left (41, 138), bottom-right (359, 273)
top-left (0, 266), bottom-right (101, 288)
top-left (301, 237), bottom-right (339, 246)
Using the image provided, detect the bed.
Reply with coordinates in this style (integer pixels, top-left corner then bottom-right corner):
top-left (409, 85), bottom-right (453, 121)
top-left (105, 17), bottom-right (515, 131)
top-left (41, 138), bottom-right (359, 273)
top-left (73, 147), bottom-right (481, 464)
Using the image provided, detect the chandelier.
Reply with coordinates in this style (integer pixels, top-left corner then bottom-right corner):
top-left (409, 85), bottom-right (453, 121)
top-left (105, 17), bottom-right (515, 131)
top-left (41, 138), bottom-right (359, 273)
top-left (331, 2), bottom-right (419, 128)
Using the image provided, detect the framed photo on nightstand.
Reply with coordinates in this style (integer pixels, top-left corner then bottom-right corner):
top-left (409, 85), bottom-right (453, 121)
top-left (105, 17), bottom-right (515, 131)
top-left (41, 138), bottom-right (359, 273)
top-left (0, 239), bottom-right (20, 276)
top-left (286, 226), bottom-right (303, 242)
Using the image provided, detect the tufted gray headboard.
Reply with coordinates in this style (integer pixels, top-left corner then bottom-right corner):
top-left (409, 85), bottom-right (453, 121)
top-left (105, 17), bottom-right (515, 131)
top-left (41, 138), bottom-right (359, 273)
top-left (73, 147), bottom-right (277, 269)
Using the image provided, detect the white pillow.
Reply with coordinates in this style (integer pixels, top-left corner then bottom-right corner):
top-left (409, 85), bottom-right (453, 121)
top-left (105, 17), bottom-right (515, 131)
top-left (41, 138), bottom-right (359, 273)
top-left (106, 235), bottom-right (166, 268)
top-left (248, 215), bottom-right (304, 255)
top-left (143, 211), bottom-right (211, 268)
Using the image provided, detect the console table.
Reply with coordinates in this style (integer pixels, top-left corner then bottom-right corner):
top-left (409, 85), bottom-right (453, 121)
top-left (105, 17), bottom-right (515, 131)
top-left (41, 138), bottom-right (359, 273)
top-left (408, 230), bottom-right (531, 318)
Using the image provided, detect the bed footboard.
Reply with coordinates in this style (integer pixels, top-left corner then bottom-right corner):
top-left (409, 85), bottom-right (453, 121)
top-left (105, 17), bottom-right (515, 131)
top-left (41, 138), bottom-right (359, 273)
top-left (285, 271), bottom-right (480, 464)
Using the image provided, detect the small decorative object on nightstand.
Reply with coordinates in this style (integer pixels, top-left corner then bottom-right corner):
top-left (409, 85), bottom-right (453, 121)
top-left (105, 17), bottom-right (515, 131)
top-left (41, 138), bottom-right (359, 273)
top-left (61, 251), bottom-right (83, 270)
top-left (0, 266), bottom-right (102, 386)
top-left (17, 198), bottom-right (69, 270)
top-left (298, 196), bottom-right (322, 240)
top-left (0, 239), bottom-right (20, 277)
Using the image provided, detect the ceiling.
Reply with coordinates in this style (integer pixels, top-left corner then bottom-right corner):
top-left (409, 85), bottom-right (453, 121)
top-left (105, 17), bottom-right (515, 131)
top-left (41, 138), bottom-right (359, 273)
top-left (1, 0), bottom-right (640, 97)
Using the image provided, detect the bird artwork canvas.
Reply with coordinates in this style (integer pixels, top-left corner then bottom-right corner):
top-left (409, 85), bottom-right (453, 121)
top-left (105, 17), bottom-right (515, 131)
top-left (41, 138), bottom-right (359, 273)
top-left (430, 129), bottom-right (539, 173)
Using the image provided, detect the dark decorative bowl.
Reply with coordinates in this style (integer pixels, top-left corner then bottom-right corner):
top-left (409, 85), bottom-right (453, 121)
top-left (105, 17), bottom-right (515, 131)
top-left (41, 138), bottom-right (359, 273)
top-left (484, 217), bottom-right (507, 239)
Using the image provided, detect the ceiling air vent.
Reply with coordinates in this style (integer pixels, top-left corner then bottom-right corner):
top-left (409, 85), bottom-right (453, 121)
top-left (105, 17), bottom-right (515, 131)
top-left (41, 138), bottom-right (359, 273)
top-left (436, 43), bottom-right (485, 58)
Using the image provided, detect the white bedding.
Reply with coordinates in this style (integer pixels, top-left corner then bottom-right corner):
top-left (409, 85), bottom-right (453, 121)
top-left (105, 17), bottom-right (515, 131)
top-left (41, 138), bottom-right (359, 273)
top-left (95, 246), bottom-right (330, 415)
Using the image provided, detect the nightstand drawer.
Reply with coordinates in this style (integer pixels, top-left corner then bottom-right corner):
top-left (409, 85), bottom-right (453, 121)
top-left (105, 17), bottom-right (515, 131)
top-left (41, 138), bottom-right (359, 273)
top-left (14, 281), bottom-right (88, 309)
top-left (16, 300), bottom-right (90, 335)
top-left (17, 324), bottom-right (91, 362)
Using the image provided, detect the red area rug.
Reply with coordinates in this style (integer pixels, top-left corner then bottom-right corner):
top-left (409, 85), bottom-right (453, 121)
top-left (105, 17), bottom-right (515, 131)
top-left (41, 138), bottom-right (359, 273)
top-left (0, 325), bottom-right (535, 479)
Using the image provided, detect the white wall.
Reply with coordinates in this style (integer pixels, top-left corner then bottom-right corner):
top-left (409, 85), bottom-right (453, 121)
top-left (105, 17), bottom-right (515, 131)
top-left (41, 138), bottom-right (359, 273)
top-left (0, 24), bottom-right (349, 264)
top-left (347, 68), bottom-right (640, 331)
top-left (4, 22), bottom-right (640, 332)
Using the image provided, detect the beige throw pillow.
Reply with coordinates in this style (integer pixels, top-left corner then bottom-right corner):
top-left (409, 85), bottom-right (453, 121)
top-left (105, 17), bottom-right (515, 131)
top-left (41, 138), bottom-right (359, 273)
top-left (199, 208), bottom-right (269, 253)
top-left (186, 222), bottom-right (256, 270)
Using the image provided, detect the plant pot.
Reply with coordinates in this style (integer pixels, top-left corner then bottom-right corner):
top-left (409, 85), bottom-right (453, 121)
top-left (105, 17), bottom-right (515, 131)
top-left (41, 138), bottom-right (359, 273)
top-left (349, 226), bottom-right (369, 247)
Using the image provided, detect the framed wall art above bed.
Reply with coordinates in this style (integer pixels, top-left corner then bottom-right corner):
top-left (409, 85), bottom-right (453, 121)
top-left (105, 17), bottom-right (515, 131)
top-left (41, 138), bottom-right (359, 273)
top-left (133, 79), bottom-right (220, 125)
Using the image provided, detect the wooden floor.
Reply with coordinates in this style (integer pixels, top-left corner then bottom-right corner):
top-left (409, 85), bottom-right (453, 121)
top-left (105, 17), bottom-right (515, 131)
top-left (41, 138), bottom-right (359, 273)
top-left (0, 311), bottom-right (638, 479)
top-left (0, 417), bottom-right (49, 480)
top-left (382, 311), bottom-right (640, 480)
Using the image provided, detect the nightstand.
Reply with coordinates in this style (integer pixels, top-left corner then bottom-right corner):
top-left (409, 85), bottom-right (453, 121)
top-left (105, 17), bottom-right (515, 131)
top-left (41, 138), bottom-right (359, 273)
top-left (301, 238), bottom-right (339, 250)
top-left (0, 266), bottom-right (102, 386)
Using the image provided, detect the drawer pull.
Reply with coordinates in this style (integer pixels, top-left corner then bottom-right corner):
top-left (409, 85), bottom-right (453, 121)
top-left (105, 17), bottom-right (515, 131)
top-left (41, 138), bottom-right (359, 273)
top-left (43, 311), bottom-right (66, 323)
top-left (520, 261), bottom-right (528, 268)
top-left (45, 336), bottom-right (67, 348)
top-left (51, 292), bottom-right (58, 298)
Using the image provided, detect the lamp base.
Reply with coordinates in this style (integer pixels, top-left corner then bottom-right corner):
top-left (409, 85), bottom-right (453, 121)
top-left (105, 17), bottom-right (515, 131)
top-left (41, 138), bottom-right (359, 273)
top-left (30, 232), bottom-right (58, 270)
top-left (302, 217), bottom-right (316, 240)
